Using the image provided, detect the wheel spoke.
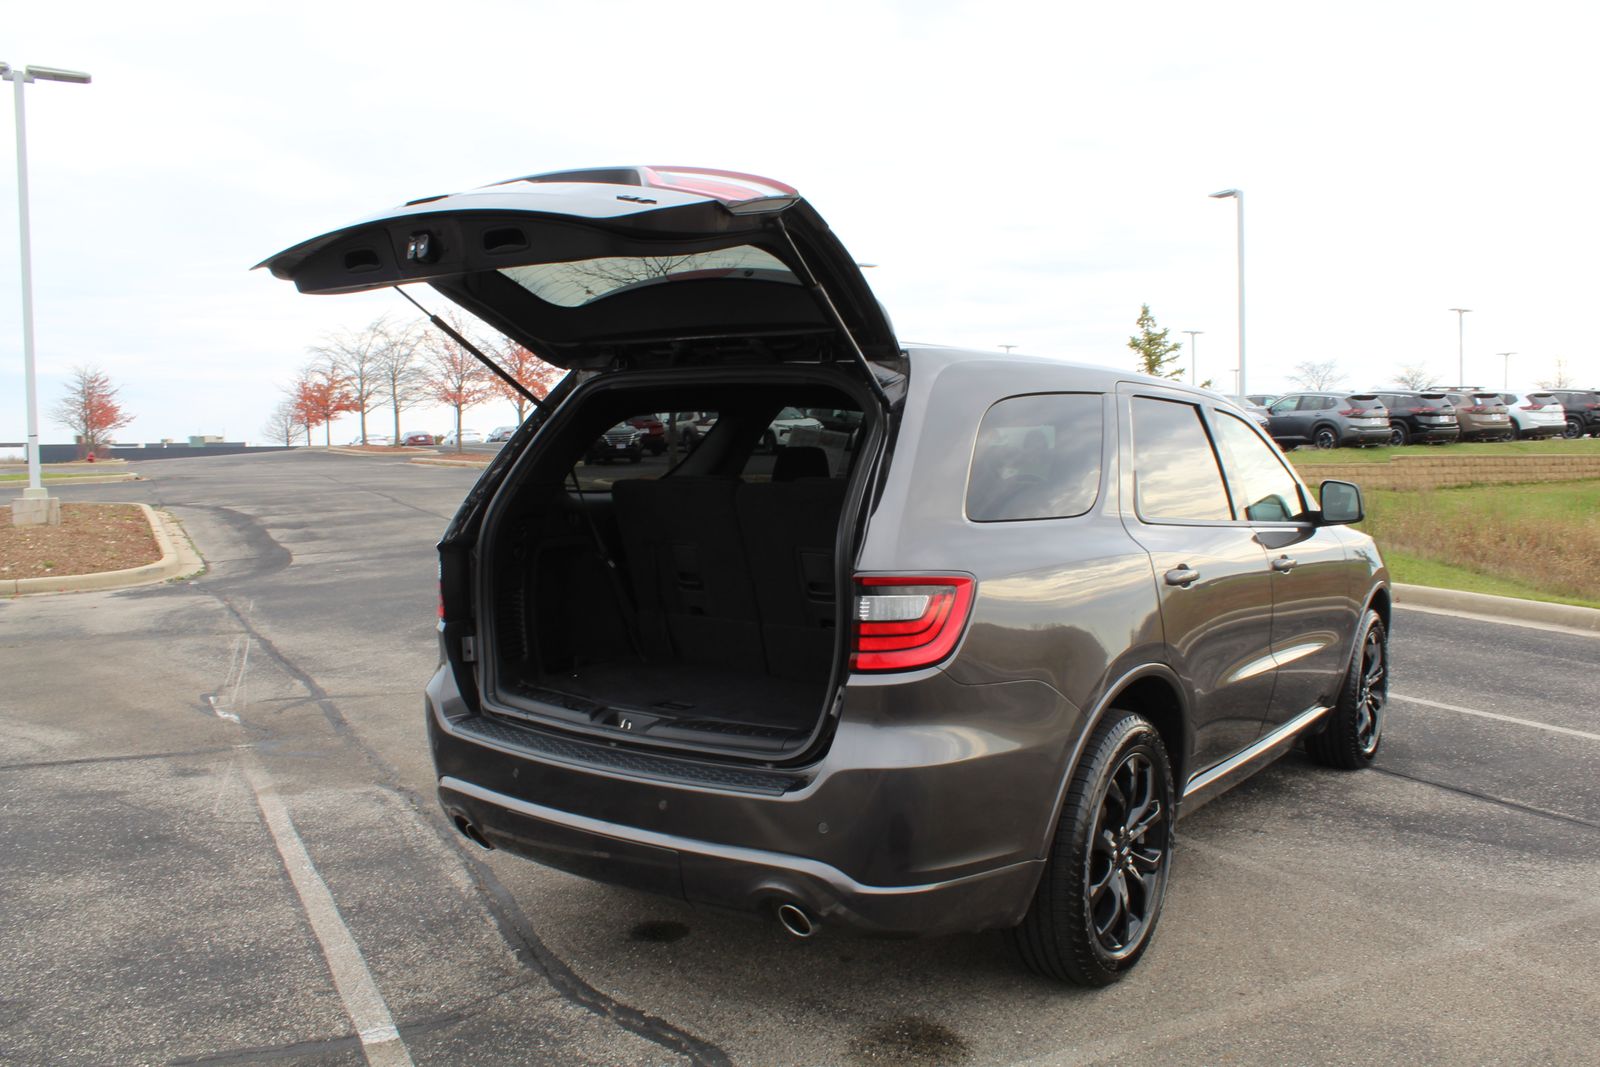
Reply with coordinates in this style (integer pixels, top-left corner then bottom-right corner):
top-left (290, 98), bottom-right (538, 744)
top-left (1128, 801), bottom-right (1163, 842)
top-left (1130, 844), bottom-right (1163, 874)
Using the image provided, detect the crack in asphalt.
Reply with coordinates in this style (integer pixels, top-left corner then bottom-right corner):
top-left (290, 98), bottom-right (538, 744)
top-left (1372, 765), bottom-right (1600, 832)
top-left (193, 578), bottom-right (730, 1067)
top-left (0, 746), bottom-right (238, 773)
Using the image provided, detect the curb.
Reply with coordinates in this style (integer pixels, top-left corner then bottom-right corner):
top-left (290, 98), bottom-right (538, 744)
top-left (408, 457), bottom-right (489, 469)
top-left (1393, 582), bottom-right (1600, 635)
top-left (323, 446), bottom-right (425, 458)
top-left (5, 504), bottom-right (206, 597)
top-left (3, 473), bottom-right (142, 487)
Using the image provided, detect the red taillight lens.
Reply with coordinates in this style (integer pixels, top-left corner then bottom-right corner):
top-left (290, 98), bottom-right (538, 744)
top-left (852, 575), bottom-right (975, 672)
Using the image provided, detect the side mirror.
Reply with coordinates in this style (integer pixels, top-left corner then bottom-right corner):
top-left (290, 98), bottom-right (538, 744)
top-left (1318, 479), bottom-right (1364, 525)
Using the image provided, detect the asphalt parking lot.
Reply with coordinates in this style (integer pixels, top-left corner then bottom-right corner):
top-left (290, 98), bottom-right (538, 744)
top-left (3, 450), bottom-right (1597, 1066)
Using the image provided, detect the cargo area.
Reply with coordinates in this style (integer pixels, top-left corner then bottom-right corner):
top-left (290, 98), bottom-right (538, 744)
top-left (479, 377), bottom-right (872, 759)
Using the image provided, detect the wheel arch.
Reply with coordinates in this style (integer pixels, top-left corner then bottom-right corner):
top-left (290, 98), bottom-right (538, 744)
top-left (1035, 663), bottom-right (1190, 861)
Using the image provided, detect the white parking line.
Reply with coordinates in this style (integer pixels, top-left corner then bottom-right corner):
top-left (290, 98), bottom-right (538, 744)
top-left (242, 759), bottom-right (416, 1067)
top-left (1392, 693), bottom-right (1600, 743)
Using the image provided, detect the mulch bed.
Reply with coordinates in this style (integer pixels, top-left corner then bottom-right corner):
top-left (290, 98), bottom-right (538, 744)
top-left (0, 503), bottom-right (161, 580)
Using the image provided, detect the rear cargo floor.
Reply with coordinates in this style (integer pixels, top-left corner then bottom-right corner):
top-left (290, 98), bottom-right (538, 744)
top-left (528, 660), bottom-right (820, 734)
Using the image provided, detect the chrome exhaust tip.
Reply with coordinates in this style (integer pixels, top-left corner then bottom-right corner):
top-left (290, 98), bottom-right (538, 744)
top-left (776, 902), bottom-right (817, 939)
top-left (452, 814), bottom-right (494, 851)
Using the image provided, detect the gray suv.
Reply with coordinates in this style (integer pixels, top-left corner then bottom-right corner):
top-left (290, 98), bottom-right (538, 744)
top-left (262, 166), bottom-right (1391, 986)
top-left (1266, 392), bottom-right (1392, 449)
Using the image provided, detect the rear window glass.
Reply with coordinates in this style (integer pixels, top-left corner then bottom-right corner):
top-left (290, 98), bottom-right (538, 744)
top-left (500, 245), bottom-right (797, 307)
top-left (966, 394), bottom-right (1103, 522)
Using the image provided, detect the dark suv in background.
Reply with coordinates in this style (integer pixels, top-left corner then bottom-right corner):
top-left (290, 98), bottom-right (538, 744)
top-left (1374, 391), bottom-right (1458, 445)
top-left (261, 165), bottom-right (1391, 987)
top-left (1266, 392), bottom-right (1391, 449)
top-left (1548, 390), bottom-right (1600, 438)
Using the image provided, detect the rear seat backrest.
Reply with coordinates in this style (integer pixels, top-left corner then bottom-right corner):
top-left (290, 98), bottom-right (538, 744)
top-left (613, 478), bottom-right (763, 669)
top-left (737, 477), bottom-right (848, 680)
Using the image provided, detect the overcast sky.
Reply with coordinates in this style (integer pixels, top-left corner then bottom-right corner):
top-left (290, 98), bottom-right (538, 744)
top-left (3, 0), bottom-right (1598, 446)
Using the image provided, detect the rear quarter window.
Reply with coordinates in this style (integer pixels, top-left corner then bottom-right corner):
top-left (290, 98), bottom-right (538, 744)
top-left (966, 393), bottom-right (1103, 522)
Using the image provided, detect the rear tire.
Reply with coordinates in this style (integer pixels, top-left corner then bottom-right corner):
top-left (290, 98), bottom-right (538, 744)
top-left (1011, 712), bottom-right (1174, 986)
top-left (1564, 419), bottom-right (1583, 439)
top-left (1306, 610), bottom-right (1387, 770)
top-left (1313, 425), bottom-right (1339, 450)
top-left (1388, 421), bottom-right (1409, 447)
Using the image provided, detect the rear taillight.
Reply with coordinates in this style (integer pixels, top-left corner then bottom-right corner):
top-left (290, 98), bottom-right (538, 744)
top-left (1521, 404), bottom-right (1541, 410)
top-left (852, 575), bottom-right (975, 672)
top-left (1339, 408), bottom-right (1363, 417)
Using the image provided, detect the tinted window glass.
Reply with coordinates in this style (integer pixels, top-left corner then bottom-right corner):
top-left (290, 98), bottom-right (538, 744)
top-left (1130, 397), bottom-right (1232, 522)
top-left (966, 393), bottom-right (1103, 521)
top-left (1211, 411), bottom-right (1306, 522)
top-left (1269, 396), bottom-right (1299, 414)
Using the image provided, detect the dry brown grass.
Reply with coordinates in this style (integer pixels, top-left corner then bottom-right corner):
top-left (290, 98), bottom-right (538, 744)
top-left (1359, 482), bottom-right (1600, 602)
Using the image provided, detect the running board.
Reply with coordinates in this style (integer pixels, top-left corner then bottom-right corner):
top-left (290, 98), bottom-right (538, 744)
top-left (1180, 704), bottom-right (1332, 815)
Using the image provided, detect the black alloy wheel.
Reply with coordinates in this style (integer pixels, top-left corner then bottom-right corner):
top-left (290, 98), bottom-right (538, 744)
top-left (1388, 421), bottom-right (1409, 446)
top-left (1012, 712), bottom-right (1174, 985)
top-left (1564, 419), bottom-right (1583, 439)
top-left (1307, 609), bottom-right (1387, 769)
top-left (1314, 425), bottom-right (1339, 450)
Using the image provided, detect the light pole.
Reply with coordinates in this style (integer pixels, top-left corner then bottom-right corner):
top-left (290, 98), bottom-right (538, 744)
top-left (999, 344), bottom-right (1018, 354)
top-left (1497, 352), bottom-right (1514, 391)
top-left (3, 62), bottom-right (91, 526)
top-left (1448, 308), bottom-right (1471, 387)
top-left (1210, 189), bottom-right (1245, 395)
top-left (1182, 330), bottom-right (1203, 386)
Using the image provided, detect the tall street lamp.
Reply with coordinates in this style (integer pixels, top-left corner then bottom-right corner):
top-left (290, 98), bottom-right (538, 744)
top-left (1182, 330), bottom-right (1203, 386)
top-left (3, 62), bottom-right (90, 526)
top-left (1448, 308), bottom-right (1471, 387)
top-left (1497, 352), bottom-right (1515, 391)
top-left (1210, 189), bottom-right (1245, 395)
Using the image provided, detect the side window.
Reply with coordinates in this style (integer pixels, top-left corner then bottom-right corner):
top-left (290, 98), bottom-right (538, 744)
top-left (966, 393), bottom-right (1103, 521)
top-left (1130, 397), bottom-right (1233, 523)
top-left (1269, 395), bottom-right (1299, 414)
top-left (1314, 395), bottom-right (1337, 410)
top-left (1210, 411), bottom-right (1307, 522)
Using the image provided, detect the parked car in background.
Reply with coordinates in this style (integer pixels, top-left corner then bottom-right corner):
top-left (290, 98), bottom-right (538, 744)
top-left (263, 161), bottom-right (1392, 988)
top-left (1498, 392), bottom-right (1566, 440)
top-left (626, 414), bottom-right (668, 454)
top-left (487, 426), bottom-right (517, 443)
top-left (441, 428), bottom-right (486, 446)
top-left (1432, 390), bottom-right (1512, 441)
top-left (1265, 393), bottom-right (1391, 449)
top-left (1547, 390), bottom-right (1600, 438)
top-left (349, 434), bottom-right (394, 446)
top-left (761, 406), bottom-right (824, 451)
top-left (1373, 392), bottom-right (1458, 446)
top-left (665, 412), bottom-right (718, 448)
top-left (1223, 395), bottom-right (1273, 431)
top-left (1244, 393), bottom-right (1278, 408)
top-left (400, 430), bottom-right (438, 447)
top-left (583, 422), bottom-right (643, 464)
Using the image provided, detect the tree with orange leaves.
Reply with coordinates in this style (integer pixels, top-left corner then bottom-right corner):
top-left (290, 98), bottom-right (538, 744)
top-left (422, 315), bottom-right (497, 449)
top-left (289, 367), bottom-right (360, 446)
top-left (488, 338), bottom-right (565, 424)
top-left (52, 365), bottom-right (134, 458)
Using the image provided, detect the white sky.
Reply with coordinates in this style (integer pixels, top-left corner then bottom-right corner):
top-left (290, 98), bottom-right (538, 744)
top-left (3, 0), bottom-right (1598, 446)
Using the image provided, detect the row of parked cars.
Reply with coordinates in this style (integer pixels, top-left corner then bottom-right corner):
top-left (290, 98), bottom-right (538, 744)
top-left (1230, 388), bottom-right (1600, 449)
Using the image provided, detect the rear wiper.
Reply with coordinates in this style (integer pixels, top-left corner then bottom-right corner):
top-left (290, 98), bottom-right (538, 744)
top-left (392, 286), bottom-right (540, 407)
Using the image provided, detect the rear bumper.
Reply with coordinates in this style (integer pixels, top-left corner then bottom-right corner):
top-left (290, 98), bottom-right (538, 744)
top-left (1406, 420), bottom-right (1459, 442)
top-left (1342, 425), bottom-right (1393, 446)
top-left (426, 665), bottom-right (1068, 936)
top-left (439, 775), bottom-right (1042, 936)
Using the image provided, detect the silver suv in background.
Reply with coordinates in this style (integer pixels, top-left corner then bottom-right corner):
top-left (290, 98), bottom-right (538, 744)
top-left (1265, 392), bottom-right (1391, 449)
top-left (260, 164), bottom-right (1391, 987)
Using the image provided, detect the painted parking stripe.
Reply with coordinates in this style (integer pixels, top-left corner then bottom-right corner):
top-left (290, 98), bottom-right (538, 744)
top-left (1392, 693), bottom-right (1600, 743)
top-left (242, 759), bottom-right (416, 1067)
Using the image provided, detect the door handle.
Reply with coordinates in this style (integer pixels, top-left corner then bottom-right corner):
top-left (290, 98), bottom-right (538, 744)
top-left (1271, 556), bottom-right (1298, 572)
top-left (1164, 566), bottom-right (1200, 587)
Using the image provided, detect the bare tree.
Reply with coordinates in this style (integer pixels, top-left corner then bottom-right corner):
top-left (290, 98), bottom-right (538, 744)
top-left (310, 317), bottom-right (392, 444)
top-left (1394, 364), bottom-right (1433, 390)
top-left (1538, 359), bottom-right (1575, 389)
top-left (422, 314), bottom-right (497, 449)
top-left (1290, 360), bottom-right (1346, 390)
top-left (52, 365), bottom-right (133, 457)
top-left (261, 399), bottom-right (305, 446)
top-left (373, 320), bottom-right (428, 442)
